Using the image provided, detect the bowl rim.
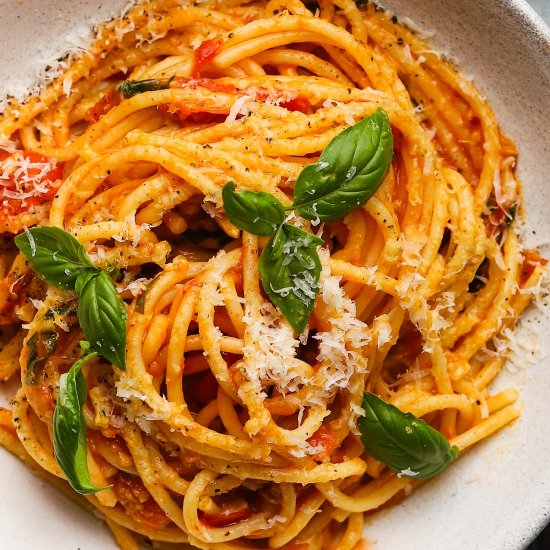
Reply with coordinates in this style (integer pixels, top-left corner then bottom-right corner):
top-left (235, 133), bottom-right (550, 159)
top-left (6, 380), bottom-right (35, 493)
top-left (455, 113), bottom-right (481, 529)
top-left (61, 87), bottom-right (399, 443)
top-left (505, 4), bottom-right (550, 544)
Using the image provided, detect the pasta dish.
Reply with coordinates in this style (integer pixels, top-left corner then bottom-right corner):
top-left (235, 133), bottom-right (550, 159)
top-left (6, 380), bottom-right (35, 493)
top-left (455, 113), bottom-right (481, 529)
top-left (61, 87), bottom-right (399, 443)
top-left (0, 1), bottom-right (546, 549)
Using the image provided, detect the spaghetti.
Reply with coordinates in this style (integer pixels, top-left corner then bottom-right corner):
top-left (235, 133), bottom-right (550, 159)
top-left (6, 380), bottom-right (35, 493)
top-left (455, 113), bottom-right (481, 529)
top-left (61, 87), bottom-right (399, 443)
top-left (0, 1), bottom-right (546, 549)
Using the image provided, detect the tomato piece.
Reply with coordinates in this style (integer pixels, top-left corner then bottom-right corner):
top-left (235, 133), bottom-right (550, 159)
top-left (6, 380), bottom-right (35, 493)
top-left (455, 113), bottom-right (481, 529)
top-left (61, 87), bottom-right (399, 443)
top-left (0, 151), bottom-right (62, 222)
top-left (193, 39), bottom-right (223, 77)
top-left (306, 425), bottom-right (339, 461)
top-left (199, 508), bottom-right (252, 528)
top-left (519, 250), bottom-right (547, 286)
top-left (85, 88), bottom-right (121, 123)
top-left (280, 97), bottom-right (309, 113)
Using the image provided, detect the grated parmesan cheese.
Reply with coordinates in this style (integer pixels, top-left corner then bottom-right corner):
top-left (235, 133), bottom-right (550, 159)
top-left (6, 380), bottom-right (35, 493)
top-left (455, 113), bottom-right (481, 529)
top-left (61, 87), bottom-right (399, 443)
top-left (348, 402), bottom-right (366, 436)
top-left (397, 467), bottom-right (419, 478)
top-left (315, 249), bottom-right (370, 394)
top-left (322, 98), bottom-right (356, 126)
top-left (122, 277), bottom-right (149, 297)
top-left (240, 303), bottom-right (301, 396)
top-left (376, 316), bottom-right (393, 347)
top-left (226, 95), bottom-right (254, 123)
top-left (62, 75), bottom-right (73, 96)
top-left (400, 17), bottom-right (436, 39)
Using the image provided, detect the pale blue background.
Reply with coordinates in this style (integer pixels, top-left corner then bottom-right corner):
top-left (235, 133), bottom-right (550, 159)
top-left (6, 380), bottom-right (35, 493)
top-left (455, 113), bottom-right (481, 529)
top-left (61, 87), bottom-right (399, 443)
top-left (529, 0), bottom-right (550, 24)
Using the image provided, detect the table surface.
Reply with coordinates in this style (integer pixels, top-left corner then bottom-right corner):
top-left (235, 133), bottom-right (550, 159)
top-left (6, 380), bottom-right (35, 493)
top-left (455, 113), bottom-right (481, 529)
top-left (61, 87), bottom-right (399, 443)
top-left (529, 0), bottom-right (550, 23)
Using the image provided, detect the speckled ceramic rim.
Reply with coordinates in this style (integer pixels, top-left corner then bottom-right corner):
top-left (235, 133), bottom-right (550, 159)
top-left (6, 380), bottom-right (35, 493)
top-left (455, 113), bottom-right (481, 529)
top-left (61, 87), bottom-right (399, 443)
top-left (481, 5), bottom-right (549, 546)
top-left (508, 3), bottom-right (550, 541)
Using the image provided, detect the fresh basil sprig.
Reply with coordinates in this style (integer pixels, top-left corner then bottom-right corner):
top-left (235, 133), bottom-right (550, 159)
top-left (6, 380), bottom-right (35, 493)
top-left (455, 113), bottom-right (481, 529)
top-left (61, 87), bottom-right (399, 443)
top-left (292, 108), bottom-right (393, 221)
top-left (259, 224), bottom-right (323, 334)
top-left (359, 392), bottom-right (458, 478)
top-left (117, 77), bottom-right (172, 99)
top-left (222, 108), bottom-right (393, 333)
top-left (53, 344), bottom-right (109, 494)
top-left (15, 227), bottom-right (126, 370)
top-left (16, 227), bottom-right (128, 495)
top-left (15, 227), bottom-right (94, 290)
top-left (76, 270), bottom-right (127, 370)
top-left (222, 182), bottom-right (284, 235)
top-left (223, 182), bottom-right (322, 334)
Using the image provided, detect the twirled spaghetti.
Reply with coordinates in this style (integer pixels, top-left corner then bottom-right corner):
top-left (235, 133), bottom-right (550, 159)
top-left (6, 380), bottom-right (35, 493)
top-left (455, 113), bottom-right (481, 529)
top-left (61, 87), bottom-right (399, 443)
top-left (0, 1), bottom-right (546, 549)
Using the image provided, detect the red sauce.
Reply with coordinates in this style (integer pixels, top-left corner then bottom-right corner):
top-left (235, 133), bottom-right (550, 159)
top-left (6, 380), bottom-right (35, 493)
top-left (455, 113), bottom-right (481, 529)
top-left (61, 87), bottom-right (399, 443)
top-left (199, 507), bottom-right (252, 528)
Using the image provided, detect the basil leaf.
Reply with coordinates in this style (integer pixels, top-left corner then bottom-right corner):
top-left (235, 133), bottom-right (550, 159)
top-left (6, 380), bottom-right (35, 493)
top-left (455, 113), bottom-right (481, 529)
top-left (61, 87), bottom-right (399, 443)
top-left (222, 182), bottom-right (285, 236)
top-left (77, 270), bottom-right (127, 370)
top-left (116, 77), bottom-right (171, 98)
top-left (359, 392), bottom-right (459, 479)
top-left (15, 227), bottom-right (94, 290)
top-left (53, 350), bottom-right (109, 494)
top-left (259, 223), bottom-right (323, 334)
top-left (25, 331), bottom-right (59, 386)
top-left (292, 108), bottom-right (393, 221)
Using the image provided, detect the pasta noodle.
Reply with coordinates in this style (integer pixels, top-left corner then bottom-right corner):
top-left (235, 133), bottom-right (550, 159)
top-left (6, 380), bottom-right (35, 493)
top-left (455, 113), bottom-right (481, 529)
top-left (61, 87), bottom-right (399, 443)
top-left (0, 1), bottom-right (546, 548)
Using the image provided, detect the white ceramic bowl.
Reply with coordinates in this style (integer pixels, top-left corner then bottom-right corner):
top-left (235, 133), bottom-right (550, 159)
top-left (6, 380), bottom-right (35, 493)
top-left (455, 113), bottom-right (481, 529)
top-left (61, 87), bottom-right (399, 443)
top-left (0, 1), bottom-right (549, 548)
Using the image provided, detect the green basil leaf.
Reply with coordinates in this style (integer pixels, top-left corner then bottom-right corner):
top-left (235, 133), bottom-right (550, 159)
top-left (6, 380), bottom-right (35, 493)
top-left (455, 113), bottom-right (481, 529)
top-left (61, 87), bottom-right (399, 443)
top-left (53, 350), bottom-right (110, 495)
top-left (259, 223), bottom-right (323, 334)
top-left (116, 77), bottom-right (171, 98)
top-left (359, 392), bottom-right (459, 479)
top-left (77, 270), bottom-right (127, 370)
top-left (15, 227), bottom-right (94, 290)
top-left (25, 331), bottom-right (59, 386)
top-left (292, 108), bottom-right (393, 221)
top-left (222, 182), bottom-right (285, 236)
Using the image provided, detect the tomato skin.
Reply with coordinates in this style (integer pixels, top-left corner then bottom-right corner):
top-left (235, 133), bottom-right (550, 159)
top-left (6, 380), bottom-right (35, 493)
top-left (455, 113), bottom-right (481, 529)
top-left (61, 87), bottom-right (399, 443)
top-left (280, 97), bottom-right (309, 113)
top-left (85, 88), bottom-right (121, 123)
top-left (193, 39), bottom-right (222, 77)
top-left (0, 151), bottom-right (63, 222)
top-left (306, 425), bottom-right (339, 461)
top-left (199, 508), bottom-right (252, 528)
